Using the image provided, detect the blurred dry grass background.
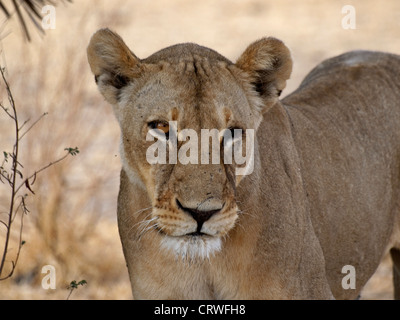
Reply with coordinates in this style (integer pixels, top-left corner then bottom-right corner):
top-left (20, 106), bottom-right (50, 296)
top-left (0, 0), bottom-right (399, 299)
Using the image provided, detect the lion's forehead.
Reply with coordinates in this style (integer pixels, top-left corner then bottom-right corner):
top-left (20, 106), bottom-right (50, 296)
top-left (143, 42), bottom-right (233, 65)
top-left (122, 62), bottom-right (253, 129)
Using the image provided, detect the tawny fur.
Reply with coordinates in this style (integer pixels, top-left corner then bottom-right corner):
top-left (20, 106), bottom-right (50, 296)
top-left (87, 28), bottom-right (400, 299)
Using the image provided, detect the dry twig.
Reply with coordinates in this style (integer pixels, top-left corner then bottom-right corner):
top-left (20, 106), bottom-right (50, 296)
top-left (0, 67), bottom-right (79, 280)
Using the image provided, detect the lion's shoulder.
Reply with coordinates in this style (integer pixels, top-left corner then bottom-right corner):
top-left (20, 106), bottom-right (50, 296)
top-left (283, 50), bottom-right (400, 107)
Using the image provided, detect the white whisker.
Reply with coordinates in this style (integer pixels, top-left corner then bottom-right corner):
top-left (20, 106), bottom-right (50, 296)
top-left (137, 216), bottom-right (158, 239)
top-left (127, 211), bottom-right (154, 236)
top-left (122, 206), bottom-right (153, 224)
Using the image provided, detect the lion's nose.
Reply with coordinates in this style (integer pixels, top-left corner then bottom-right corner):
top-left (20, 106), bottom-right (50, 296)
top-left (176, 199), bottom-right (223, 233)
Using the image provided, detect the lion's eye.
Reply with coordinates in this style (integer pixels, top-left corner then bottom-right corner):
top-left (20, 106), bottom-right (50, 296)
top-left (228, 127), bottom-right (244, 139)
top-left (222, 127), bottom-right (244, 148)
top-left (148, 121), bottom-right (170, 133)
top-left (148, 121), bottom-right (170, 140)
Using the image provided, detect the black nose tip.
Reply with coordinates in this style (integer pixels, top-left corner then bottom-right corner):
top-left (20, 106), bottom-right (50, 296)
top-left (176, 199), bottom-right (220, 232)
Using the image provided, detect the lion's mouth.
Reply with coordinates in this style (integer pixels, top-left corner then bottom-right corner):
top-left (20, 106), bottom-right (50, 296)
top-left (187, 231), bottom-right (207, 236)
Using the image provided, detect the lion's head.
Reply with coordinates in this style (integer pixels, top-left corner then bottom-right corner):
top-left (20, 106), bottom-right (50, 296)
top-left (87, 29), bottom-right (292, 259)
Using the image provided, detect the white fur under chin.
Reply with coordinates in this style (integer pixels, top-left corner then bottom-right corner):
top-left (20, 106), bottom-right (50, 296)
top-left (160, 236), bottom-right (222, 261)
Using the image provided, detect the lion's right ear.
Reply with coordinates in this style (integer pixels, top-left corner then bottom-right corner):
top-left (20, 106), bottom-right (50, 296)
top-left (87, 28), bottom-right (143, 105)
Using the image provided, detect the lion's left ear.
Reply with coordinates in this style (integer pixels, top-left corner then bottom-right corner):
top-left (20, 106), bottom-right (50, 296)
top-left (236, 37), bottom-right (292, 109)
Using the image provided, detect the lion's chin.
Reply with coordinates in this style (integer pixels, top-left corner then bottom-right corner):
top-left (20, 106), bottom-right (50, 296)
top-left (160, 235), bottom-right (222, 261)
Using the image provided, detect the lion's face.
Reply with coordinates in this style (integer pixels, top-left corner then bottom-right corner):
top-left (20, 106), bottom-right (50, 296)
top-left (87, 29), bottom-right (292, 259)
top-left (118, 56), bottom-right (254, 259)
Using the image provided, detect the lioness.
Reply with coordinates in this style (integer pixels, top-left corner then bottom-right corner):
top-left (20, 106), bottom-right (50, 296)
top-left (87, 28), bottom-right (400, 299)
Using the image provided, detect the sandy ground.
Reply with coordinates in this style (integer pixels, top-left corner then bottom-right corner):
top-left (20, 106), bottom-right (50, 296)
top-left (0, 0), bottom-right (399, 299)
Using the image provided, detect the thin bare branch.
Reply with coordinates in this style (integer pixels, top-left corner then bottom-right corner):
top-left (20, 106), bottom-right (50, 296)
top-left (0, 220), bottom-right (8, 229)
top-left (0, 197), bottom-right (27, 281)
top-left (11, 195), bottom-right (29, 224)
top-left (13, 197), bottom-right (27, 270)
top-left (0, 102), bottom-right (14, 119)
top-left (14, 150), bottom-right (70, 195)
top-left (19, 112), bottom-right (48, 141)
top-left (18, 117), bottom-right (31, 131)
top-left (0, 261), bottom-right (15, 281)
top-left (0, 67), bottom-right (19, 278)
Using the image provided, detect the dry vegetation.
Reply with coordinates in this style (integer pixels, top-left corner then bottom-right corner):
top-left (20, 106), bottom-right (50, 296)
top-left (0, 0), bottom-right (399, 299)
